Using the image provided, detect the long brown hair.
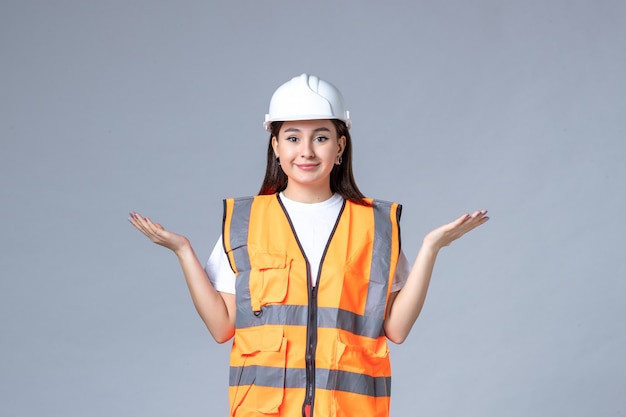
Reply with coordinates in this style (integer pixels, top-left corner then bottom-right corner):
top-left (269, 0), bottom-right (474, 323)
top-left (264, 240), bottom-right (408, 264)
top-left (258, 119), bottom-right (368, 205)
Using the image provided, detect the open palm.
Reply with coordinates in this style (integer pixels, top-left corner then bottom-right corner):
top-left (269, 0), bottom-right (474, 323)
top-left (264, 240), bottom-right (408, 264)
top-left (425, 210), bottom-right (489, 250)
top-left (128, 212), bottom-right (189, 253)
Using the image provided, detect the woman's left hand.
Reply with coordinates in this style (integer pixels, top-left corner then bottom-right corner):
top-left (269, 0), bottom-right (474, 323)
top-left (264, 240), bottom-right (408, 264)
top-left (424, 210), bottom-right (489, 251)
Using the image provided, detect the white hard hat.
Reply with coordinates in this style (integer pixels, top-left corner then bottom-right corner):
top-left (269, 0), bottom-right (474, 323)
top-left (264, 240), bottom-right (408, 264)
top-left (264, 73), bottom-right (351, 131)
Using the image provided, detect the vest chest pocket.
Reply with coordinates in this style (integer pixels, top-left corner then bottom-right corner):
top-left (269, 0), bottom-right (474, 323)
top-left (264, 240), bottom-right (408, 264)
top-left (249, 251), bottom-right (290, 312)
top-left (231, 326), bottom-right (287, 416)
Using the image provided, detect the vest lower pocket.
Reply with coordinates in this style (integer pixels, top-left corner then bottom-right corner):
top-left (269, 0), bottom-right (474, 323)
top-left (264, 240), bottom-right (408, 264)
top-left (333, 338), bottom-right (391, 401)
top-left (231, 326), bottom-right (287, 416)
top-left (332, 341), bottom-right (392, 417)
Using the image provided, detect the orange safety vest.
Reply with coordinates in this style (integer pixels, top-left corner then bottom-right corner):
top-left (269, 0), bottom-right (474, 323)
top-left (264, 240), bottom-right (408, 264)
top-left (223, 194), bottom-right (402, 417)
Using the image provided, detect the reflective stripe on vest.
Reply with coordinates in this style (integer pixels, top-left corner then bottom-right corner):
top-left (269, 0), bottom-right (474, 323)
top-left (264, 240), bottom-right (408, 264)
top-left (223, 194), bottom-right (401, 417)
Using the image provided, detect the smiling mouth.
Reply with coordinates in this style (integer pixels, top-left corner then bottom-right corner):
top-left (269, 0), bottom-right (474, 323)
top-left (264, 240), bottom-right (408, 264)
top-left (295, 164), bottom-right (319, 170)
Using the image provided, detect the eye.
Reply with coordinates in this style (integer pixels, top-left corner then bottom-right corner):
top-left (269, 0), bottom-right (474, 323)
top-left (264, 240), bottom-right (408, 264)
top-left (314, 136), bottom-right (329, 142)
top-left (286, 136), bottom-right (298, 142)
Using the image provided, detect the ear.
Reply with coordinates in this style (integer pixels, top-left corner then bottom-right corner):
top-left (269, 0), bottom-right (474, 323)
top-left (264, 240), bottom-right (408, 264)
top-left (337, 135), bottom-right (346, 157)
top-left (271, 136), bottom-right (279, 157)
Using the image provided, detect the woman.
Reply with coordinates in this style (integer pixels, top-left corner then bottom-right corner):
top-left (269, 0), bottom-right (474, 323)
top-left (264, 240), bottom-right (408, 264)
top-left (129, 73), bottom-right (488, 417)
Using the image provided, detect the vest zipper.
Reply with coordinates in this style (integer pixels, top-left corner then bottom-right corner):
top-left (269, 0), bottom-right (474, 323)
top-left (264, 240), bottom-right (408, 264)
top-left (277, 195), bottom-right (346, 417)
top-left (303, 274), bottom-right (318, 417)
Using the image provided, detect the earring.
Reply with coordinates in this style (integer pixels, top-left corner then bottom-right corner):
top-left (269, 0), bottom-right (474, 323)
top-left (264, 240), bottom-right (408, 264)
top-left (276, 157), bottom-right (280, 164)
top-left (336, 155), bottom-right (343, 165)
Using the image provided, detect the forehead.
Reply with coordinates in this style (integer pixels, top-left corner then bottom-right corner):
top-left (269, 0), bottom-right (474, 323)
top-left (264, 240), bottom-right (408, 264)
top-left (279, 119), bottom-right (336, 134)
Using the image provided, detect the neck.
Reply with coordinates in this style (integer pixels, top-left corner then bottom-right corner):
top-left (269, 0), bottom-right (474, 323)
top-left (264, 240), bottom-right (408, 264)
top-left (282, 183), bottom-right (333, 203)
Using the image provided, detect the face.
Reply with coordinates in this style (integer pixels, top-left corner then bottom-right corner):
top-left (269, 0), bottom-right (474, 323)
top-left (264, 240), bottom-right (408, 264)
top-left (272, 119), bottom-right (345, 198)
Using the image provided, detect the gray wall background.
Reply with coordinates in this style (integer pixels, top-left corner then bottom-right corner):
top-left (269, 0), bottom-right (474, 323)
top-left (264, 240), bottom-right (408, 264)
top-left (1, 1), bottom-right (624, 416)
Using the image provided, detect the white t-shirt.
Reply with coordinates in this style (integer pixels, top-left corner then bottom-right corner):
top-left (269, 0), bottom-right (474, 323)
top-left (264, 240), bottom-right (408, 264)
top-left (204, 193), bottom-right (410, 294)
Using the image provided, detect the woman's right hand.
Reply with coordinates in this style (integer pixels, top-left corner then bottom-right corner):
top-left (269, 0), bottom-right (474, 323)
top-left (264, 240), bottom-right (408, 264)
top-left (128, 212), bottom-right (190, 254)
top-left (129, 212), bottom-right (235, 341)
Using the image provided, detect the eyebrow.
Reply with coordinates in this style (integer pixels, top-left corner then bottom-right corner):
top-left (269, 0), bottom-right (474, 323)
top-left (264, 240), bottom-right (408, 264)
top-left (283, 127), bottom-right (332, 133)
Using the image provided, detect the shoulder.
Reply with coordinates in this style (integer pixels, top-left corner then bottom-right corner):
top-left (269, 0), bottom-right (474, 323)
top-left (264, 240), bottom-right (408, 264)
top-left (224, 194), bottom-right (279, 205)
top-left (223, 195), bottom-right (281, 218)
top-left (346, 198), bottom-right (403, 221)
top-left (346, 197), bottom-right (401, 209)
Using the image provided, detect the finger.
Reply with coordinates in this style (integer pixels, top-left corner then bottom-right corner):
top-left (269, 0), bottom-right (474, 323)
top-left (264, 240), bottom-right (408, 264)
top-left (451, 210), bottom-right (489, 233)
top-left (129, 212), bottom-right (151, 230)
top-left (129, 212), bottom-right (150, 229)
top-left (470, 210), bottom-right (487, 219)
top-left (146, 219), bottom-right (174, 242)
top-left (129, 213), bottom-right (165, 241)
top-left (455, 211), bottom-right (480, 227)
top-left (144, 217), bottom-right (163, 230)
top-left (128, 212), bottom-right (146, 230)
top-left (474, 210), bottom-right (489, 223)
top-left (455, 213), bottom-right (472, 225)
top-left (462, 212), bottom-right (490, 232)
top-left (130, 211), bottom-right (145, 221)
top-left (129, 220), bottom-right (156, 241)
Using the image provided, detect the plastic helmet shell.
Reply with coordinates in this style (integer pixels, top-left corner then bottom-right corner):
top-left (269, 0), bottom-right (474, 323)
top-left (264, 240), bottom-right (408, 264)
top-left (264, 74), bottom-right (351, 131)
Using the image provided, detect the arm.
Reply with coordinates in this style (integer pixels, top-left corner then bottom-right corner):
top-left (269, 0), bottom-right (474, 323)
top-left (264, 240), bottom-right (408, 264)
top-left (384, 210), bottom-right (489, 344)
top-left (129, 212), bottom-right (236, 343)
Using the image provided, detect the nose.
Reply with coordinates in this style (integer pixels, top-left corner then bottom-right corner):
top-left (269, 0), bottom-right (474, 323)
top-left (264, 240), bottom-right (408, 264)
top-left (300, 140), bottom-right (315, 158)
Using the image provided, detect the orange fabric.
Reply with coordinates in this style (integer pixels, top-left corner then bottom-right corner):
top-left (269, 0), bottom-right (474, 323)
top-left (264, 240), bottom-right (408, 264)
top-left (224, 195), bottom-right (401, 417)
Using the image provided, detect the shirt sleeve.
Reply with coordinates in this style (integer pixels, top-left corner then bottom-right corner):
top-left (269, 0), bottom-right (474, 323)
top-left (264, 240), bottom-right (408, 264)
top-left (204, 235), bottom-right (236, 294)
top-left (390, 249), bottom-right (410, 292)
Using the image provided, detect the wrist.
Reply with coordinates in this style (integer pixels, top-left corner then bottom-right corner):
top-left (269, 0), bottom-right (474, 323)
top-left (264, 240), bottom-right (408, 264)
top-left (173, 238), bottom-right (193, 258)
top-left (420, 237), bottom-right (441, 256)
